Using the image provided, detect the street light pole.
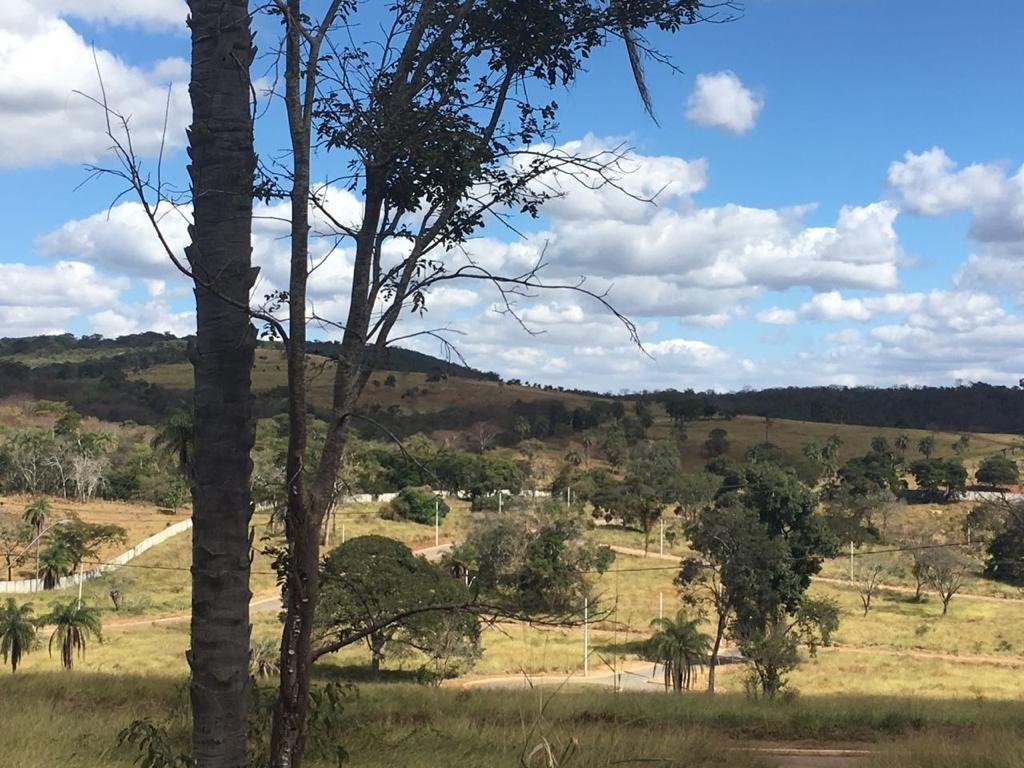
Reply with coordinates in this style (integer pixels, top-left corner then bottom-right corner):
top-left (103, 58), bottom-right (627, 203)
top-left (583, 597), bottom-right (589, 677)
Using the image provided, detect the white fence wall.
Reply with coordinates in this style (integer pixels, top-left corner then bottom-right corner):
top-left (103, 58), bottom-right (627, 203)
top-left (0, 518), bottom-right (193, 595)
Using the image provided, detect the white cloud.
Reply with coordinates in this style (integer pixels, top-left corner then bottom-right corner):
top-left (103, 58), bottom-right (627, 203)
top-left (685, 71), bottom-right (764, 135)
top-left (756, 307), bottom-right (798, 325)
top-left (890, 148), bottom-right (1024, 306)
top-left (36, 1), bottom-right (187, 30)
top-left (0, 1), bottom-right (190, 167)
top-left (887, 147), bottom-right (1007, 217)
top-left (0, 260), bottom-right (128, 335)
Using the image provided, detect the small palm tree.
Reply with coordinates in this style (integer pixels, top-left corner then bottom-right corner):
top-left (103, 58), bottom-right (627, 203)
top-left (153, 408), bottom-right (195, 478)
top-left (38, 542), bottom-right (75, 590)
top-left (249, 638), bottom-right (280, 679)
top-left (22, 498), bottom-right (49, 537)
top-left (646, 610), bottom-right (710, 693)
top-left (40, 600), bottom-right (102, 670)
top-left (564, 447), bottom-right (583, 467)
top-left (0, 599), bottom-right (37, 673)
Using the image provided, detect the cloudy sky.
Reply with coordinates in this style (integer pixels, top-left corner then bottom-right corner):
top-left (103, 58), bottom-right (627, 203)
top-left (3, 1), bottom-right (1023, 393)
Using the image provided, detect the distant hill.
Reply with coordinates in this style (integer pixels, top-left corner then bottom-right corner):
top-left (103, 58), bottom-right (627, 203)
top-left (705, 384), bottom-right (1024, 435)
top-left (1, 334), bottom-right (1022, 436)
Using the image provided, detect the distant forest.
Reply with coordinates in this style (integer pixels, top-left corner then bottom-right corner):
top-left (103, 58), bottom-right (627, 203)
top-left (0, 334), bottom-right (1021, 434)
top-left (706, 384), bottom-right (1024, 434)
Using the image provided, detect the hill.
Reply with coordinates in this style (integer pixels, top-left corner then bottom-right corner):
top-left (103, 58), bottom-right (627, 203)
top-left (1, 333), bottom-right (1023, 440)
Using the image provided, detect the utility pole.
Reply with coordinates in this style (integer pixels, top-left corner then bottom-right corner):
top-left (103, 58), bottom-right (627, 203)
top-left (583, 597), bottom-right (589, 677)
top-left (498, 491), bottom-right (502, 514)
top-left (660, 518), bottom-right (665, 557)
top-left (434, 499), bottom-right (440, 547)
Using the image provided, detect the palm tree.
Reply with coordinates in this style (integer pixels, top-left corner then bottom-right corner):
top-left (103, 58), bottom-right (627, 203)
top-left (646, 610), bottom-right (710, 692)
top-left (22, 498), bottom-right (49, 537)
top-left (564, 447), bottom-right (583, 467)
top-left (38, 542), bottom-right (74, 590)
top-left (152, 408), bottom-right (195, 478)
top-left (250, 638), bottom-right (280, 679)
top-left (0, 599), bottom-right (36, 672)
top-left (580, 435), bottom-right (593, 468)
top-left (22, 497), bottom-right (50, 578)
top-left (39, 600), bottom-right (102, 670)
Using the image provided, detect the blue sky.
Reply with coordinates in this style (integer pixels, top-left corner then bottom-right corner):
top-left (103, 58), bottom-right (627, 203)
top-left (2, 1), bottom-right (1023, 392)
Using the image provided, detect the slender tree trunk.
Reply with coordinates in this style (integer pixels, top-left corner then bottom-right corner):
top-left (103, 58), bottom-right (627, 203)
top-left (186, 2), bottom-right (257, 765)
top-left (707, 610), bottom-right (727, 694)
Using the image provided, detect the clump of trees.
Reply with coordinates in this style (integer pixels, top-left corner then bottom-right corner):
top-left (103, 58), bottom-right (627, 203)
top-left (677, 462), bottom-right (839, 697)
top-left (381, 487), bottom-right (449, 525)
top-left (975, 455), bottom-right (1019, 488)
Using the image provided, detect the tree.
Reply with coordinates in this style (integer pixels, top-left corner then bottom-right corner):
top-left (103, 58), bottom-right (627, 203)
top-left (976, 455), bottom-right (1020, 488)
top-left (451, 504), bottom-right (615, 615)
top-left (0, 599), bottom-right (36, 672)
top-left (169, 1), bottom-right (739, 762)
top-left (466, 421), bottom-right (501, 453)
top-left (39, 600), bottom-right (102, 670)
top-left (564, 447), bottom-right (584, 467)
top-left (22, 497), bottom-right (49, 537)
top-left (736, 597), bottom-right (838, 700)
top-left (918, 435), bottom-right (937, 458)
top-left (182, 1), bottom-right (258, 761)
top-left (49, 520), bottom-right (127, 573)
top-left (0, 513), bottom-right (30, 581)
top-left (923, 549), bottom-right (971, 615)
top-left (612, 441), bottom-right (682, 555)
top-left (675, 471), bottom-right (722, 522)
top-left (382, 487), bottom-right (449, 526)
top-left (38, 542), bottom-right (75, 590)
top-left (911, 458), bottom-right (967, 502)
top-left (856, 563), bottom-right (884, 616)
top-left (645, 610), bottom-right (710, 692)
top-left (152, 408), bottom-right (194, 479)
top-left (952, 434), bottom-right (971, 456)
top-left (313, 536), bottom-right (474, 676)
top-left (679, 464), bottom-right (837, 693)
top-left (703, 428), bottom-right (729, 458)
top-left (986, 506), bottom-right (1024, 586)
top-left (894, 433), bottom-right (910, 458)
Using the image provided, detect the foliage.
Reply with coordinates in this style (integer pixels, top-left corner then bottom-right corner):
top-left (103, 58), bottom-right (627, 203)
top-left (382, 486), bottom-right (449, 526)
top-left (315, 536), bottom-right (476, 675)
top-left (250, 638), bottom-right (280, 680)
top-left (39, 599), bottom-right (103, 670)
top-left (450, 503), bottom-right (614, 615)
top-left (703, 428), bottom-right (729, 458)
top-left (917, 548), bottom-right (971, 615)
top-left (737, 597), bottom-right (839, 700)
top-left (0, 598), bottom-right (36, 672)
top-left (975, 455), bottom-right (1020, 487)
top-left (985, 505), bottom-right (1024, 586)
top-left (645, 610), bottom-right (710, 692)
top-left (910, 458), bottom-right (967, 502)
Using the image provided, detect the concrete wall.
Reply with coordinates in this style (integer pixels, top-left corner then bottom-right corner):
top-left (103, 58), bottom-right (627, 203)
top-left (0, 518), bottom-right (193, 595)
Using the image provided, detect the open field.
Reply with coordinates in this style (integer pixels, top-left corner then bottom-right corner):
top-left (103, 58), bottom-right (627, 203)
top-left (5, 673), bottom-right (1024, 768)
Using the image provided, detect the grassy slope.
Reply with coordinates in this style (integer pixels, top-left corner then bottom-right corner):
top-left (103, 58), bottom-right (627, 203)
top-left (3, 674), bottom-right (1024, 768)
top-left (135, 347), bottom-right (604, 414)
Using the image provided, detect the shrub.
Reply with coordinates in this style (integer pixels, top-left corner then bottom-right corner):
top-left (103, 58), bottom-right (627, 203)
top-left (383, 486), bottom-right (449, 525)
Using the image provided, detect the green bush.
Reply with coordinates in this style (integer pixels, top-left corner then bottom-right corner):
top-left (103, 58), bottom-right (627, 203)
top-left (382, 486), bottom-right (448, 525)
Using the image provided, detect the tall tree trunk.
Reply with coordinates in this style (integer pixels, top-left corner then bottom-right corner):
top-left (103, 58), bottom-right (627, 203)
top-left (707, 610), bottom-right (727, 694)
top-left (186, 2), bottom-right (257, 765)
